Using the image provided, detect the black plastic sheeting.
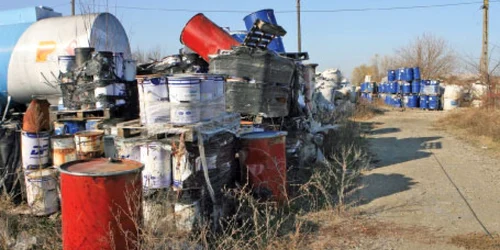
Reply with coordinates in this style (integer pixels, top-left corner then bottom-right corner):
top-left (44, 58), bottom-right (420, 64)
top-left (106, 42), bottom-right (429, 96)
top-left (0, 125), bottom-right (23, 203)
top-left (209, 46), bottom-right (295, 85)
top-left (225, 81), bottom-right (290, 117)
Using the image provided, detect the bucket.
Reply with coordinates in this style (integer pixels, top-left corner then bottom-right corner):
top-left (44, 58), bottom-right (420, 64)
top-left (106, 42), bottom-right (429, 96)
top-left (174, 200), bottom-right (200, 232)
top-left (21, 131), bottom-right (50, 170)
top-left (137, 75), bottom-right (170, 125)
top-left (243, 9), bottom-right (286, 53)
top-left (240, 131), bottom-right (287, 203)
top-left (420, 95), bottom-right (429, 109)
top-left (124, 59), bottom-right (137, 81)
top-left (58, 55), bottom-right (76, 74)
top-left (413, 67), bottom-right (421, 80)
top-left (170, 103), bottom-right (201, 125)
top-left (141, 143), bottom-right (172, 191)
top-left (74, 47), bottom-right (95, 68)
top-left (180, 13), bottom-right (241, 62)
top-left (51, 135), bottom-right (77, 167)
top-left (25, 168), bottom-right (59, 216)
top-left (113, 52), bottom-right (124, 79)
top-left (168, 76), bottom-right (201, 103)
top-left (58, 158), bottom-right (144, 250)
top-left (74, 130), bottom-right (104, 159)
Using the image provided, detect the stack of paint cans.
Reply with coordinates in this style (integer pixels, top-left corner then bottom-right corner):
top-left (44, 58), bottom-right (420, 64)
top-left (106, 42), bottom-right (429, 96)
top-left (420, 79), bottom-right (441, 110)
top-left (21, 99), bottom-right (59, 216)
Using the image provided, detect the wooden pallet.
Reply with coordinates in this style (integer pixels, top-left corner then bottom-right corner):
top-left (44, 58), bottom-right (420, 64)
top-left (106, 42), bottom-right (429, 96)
top-left (113, 119), bottom-right (144, 138)
top-left (55, 108), bottom-right (111, 120)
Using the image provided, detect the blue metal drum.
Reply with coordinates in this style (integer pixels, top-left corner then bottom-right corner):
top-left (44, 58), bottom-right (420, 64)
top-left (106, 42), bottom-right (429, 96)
top-left (412, 80), bottom-right (421, 94)
top-left (420, 95), bottom-right (429, 109)
top-left (428, 96), bottom-right (440, 110)
top-left (404, 68), bottom-right (414, 82)
top-left (391, 95), bottom-right (401, 107)
top-left (402, 82), bottom-right (412, 94)
top-left (404, 95), bottom-right (419, 108)
top-left (389, 81), bottom-right (399, 94)
top-left (397, 68), bottom-right (405, 81)
top-left (413, 67), bottom-right (421, 80)
top-left (387, 70), bottom-right (396, 82)
top-left (243, 9), bottom-right (285, 53)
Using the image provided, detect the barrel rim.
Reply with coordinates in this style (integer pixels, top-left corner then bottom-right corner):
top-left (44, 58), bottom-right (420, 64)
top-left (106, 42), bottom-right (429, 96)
top-left (74, 130), bottom-right (104, 137)
top-left (243, 8), bottom-right (275, 21)
top-left (58, 158), bottom-right (144, 177)
top-left (180, 13), bottom-right (205, 45)
top-left (240, 131), bottom-right (287, 140)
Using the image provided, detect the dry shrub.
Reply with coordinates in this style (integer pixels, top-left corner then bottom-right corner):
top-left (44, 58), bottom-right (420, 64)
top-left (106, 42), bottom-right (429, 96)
top-left (353, 99), bottom-right (385, 120)
top-left (438, 107), bottom-right (500, 142)
top-left (450, 233), bottom-right (500, 250)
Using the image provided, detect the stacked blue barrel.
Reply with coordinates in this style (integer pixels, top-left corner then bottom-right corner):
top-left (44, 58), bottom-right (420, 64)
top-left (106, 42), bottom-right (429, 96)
top-left (360, 82), bottom-right (375, 102)
top-left (400, 67), bottom-right (420, 109)
top-left (420, 79), bottom-right (441, 110)
top-left (383, 69), bottom-right (401, 107)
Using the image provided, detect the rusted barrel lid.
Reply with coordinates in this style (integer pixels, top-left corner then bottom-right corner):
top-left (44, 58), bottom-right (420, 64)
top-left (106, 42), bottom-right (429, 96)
top-left (58, 158), bottom-right (144, 177)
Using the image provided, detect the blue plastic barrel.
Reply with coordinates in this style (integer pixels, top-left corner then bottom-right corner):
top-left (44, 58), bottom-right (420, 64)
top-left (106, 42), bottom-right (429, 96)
top-left (391, 95), bottom-right (401, 107)
top-left (397, 68), bottom-right (405, 81)
top-left (413, 67), bottom-right (421, 80)
top-left (63, 121), bottom-right (86, 135)
top-left (420, 95), bottom-right (428, 109)
top-left (385, 94), bottom-right (392, 105)
top-left (389, 81), bottom-right (399, 94)
top-left (243, 9), bottom-right (285, 53)
top-left (360, 82), bottom-right (367, 92)
top-left (428, 96), bottom-right (439, 110)
top-left (404, 95), bottom-right (419, 108)
top-left (404, 68), bottom-right (414, 82)
top-left (361, 93), bottom-right (372, 102)
top-left (229, 31), bottom-right (248, 43)
top-left (402, 82), bottom-right (412, 94)
top-left (388, 70), bottom-right (396, 81)
top-left (412, 80), bottom-right (421, 94)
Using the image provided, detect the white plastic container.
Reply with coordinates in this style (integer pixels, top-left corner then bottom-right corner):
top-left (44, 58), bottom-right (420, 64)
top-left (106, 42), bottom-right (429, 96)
top-left (137, 76), bottom-right (169, 125)
top-left (170, 103), bottom-right (201, 125)
top-left (25, 168), bottom-right (59, 216)
top-left (21, 131), bottom-right (50, 170)
top-left (168, 76), bottom-right (201, 103)
top-left (141, 143), bottom-right (172, 191)
top-left (443, 98), bottom-right (459, 111)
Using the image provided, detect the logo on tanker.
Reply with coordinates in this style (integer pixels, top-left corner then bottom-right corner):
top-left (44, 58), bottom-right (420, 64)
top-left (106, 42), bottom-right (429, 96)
top-left (36, 41), bottom-right (57, 62)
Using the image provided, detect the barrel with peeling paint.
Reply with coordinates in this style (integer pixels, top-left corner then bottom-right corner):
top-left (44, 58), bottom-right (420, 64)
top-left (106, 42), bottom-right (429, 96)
top-left (59, 158), bottom-right (144, 250)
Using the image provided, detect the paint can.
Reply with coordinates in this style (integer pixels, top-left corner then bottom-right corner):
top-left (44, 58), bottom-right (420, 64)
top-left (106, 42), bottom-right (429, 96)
top-left (58, 55), bottom-right (76, 74)
top-left (174, 200), bottom-right (200, 232)
top-left (168, 76), bottom-right (201, 103)
top-left (74, 130), bottom-right (104, 160)
top-left (25, 168), bottom-right (59, 216)
top-left (58, 158), bottom-right (144, 250)
top-left (124, 59), bottom-right (137, 81)
top-left (137, 75), bottom-right (170, 125)
top-left (170, 103), bottom-right (201, 125)
top-left (240, 131), bottom-right (288, 203)
top-left (51, 135), bottom-right (77, 167)
top-left (21, 131), bottom-right (50, 170)
top-left (140, 143), bottom-right (172, 191)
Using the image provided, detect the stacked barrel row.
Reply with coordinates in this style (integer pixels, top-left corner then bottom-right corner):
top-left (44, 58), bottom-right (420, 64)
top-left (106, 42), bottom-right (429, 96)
top-left (360, 82), bottom-right (376, 102)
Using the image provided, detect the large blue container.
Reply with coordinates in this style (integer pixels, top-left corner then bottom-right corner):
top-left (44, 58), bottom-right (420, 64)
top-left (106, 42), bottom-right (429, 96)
top-left (413, 67), bottom-right (421, 80)
top-left (404, 68), bottom-right (414, 81)
top-left (402, 82), bottom-right (412, 94)
top-left (243, 9), bottom-right (285, 53)
top-left (379, 83), bottom-right (386, 93)
top-left (361, 93), bottom-right (372, 102)
top-left (428, 96), bottom-right (440, 110)
top-left (230, 31), bottom-right (247, 43)
top-left (384, 95), bottom-right (392, 105)
top-left (397, 68), bottom-right (405, 81)
top-left (360, 82), bottom-right (367, 92)
top-left (389, 81), bottom-right (399, 94)
top-left (387, 70), bottom-right (396, 81)
top-left (412, 80), bottom-right (421, 94)
top-left (420, 95), bottom-right (429, 109)
top-left (391, 95), bottom-right (401, 107)
top-left (403, 95), bottom-right (419, 108)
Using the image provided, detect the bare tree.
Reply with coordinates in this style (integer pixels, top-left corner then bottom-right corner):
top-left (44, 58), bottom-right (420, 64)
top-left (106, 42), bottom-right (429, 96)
top-left (132, 45), bottom-right (164, 64)
top-left (395, 33), bottom-right (457, 79)
top-left (351, 64), bottom-right (377, 85)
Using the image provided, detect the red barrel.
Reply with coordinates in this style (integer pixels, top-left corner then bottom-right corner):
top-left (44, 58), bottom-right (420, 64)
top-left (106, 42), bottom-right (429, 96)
top-left (58, 158), bottom-right (144, 250)
top-left (180, 13), bottom-right (240, 62)
top-left (240, 131), bottom-right (288, 203)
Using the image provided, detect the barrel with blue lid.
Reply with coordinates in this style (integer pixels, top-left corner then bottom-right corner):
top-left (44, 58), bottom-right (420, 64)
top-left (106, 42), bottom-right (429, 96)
top-left (403, 95), bottom-right (419, 108)
top-left (397, 68), bottom-right (404, 81)
top-left (420, 95), bottom-right (429, 109)
top-left (413, 67), bottom-right (421, 80)
top-left (391, 95), bottom-right (401, 107)
top-left (243, 9), bottom-right (286, 53)
top-left (412, 80), bottom-right (421, 94)
top-left (389, 81), bottom-right (399, 94)
top-left (167, 75), bottom-right (202, 103)
top-left (404, 67), bottom-right (414, 82)
top-left (387, 70), bottom-right (396, 81)
top-left (428, 96), bottom-right (440, 110)
top-left (402, 82), bottom-right (412, 94)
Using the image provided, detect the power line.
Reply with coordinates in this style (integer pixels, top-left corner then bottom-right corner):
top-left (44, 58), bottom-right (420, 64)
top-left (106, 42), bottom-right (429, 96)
top-left (81, 0), bottom-right (499, 14)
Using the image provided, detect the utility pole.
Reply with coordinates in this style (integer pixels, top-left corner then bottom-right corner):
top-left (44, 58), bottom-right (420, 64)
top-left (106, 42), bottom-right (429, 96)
top-left (297, 0), bottom-right (302, 53)
top-left (71, 0), bottom-right (75, 16)
top-left (480, 0), bottom-right (490, 106)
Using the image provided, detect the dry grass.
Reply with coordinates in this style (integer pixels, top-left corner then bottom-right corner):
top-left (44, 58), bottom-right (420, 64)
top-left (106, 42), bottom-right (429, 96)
top-left (437, 107), bottom-right (500, 153)
top-left (353, 99), bottom-right (386, 120)
top-left (450, 233), bottom-right (500, 250)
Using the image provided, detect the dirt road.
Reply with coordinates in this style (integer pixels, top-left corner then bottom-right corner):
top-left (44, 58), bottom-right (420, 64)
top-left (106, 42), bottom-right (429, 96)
top-left (351, 109), bottom-right (500, 249)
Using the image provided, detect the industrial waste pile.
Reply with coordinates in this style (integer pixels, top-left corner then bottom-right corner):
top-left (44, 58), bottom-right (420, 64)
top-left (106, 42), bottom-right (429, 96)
top-left (0, 8), bottom-right (351, 249)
